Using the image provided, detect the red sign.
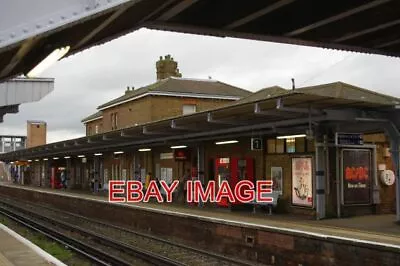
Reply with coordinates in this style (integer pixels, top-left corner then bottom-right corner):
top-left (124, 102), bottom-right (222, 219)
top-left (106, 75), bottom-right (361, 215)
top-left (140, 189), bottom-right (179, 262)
top-left (174, 149), bottom-right (189, 161)
top-left (345, 166), bottom-right (369, 182)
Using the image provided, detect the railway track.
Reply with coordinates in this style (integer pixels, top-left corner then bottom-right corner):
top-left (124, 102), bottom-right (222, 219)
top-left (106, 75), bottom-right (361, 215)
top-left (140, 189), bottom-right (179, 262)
top-left (0, 198), bottom-right (265, 266)
top-left (0, 207), bottom-right (138, 266)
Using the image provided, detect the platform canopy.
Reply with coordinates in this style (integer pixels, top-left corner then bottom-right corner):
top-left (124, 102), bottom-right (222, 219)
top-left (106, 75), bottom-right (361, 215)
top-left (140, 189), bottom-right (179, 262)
top-left (1, 0), bottom-right (400, 82)
top-left (0, 77), bottom-right (54, 123)
top-left (1, 82), bottom-right (400, 162)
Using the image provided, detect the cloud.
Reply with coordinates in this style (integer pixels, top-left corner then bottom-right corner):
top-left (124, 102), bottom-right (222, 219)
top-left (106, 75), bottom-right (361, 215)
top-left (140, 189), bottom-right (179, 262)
top-left (1, 28), bottom-right (400, 143)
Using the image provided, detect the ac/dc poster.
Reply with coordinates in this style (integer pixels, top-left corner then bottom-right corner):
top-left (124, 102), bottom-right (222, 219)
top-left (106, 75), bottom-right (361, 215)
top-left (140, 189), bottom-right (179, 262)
top-left (342, 149), bottom-right (371, 205)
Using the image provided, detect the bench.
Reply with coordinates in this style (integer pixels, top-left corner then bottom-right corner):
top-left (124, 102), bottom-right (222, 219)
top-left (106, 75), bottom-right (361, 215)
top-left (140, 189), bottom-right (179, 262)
top-left (249, 191), bottom-right (280, 215)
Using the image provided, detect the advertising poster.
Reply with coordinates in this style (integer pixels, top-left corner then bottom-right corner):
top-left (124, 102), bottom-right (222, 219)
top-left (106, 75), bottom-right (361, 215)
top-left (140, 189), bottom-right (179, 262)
top-left (342, 149), bottom-right (371, 205)
top-left (166, 168), bottom-right (173, 184)
top-left (271, 167), bottom-right (283, 195)
top-left (292, 157), bottom-right (313, 207)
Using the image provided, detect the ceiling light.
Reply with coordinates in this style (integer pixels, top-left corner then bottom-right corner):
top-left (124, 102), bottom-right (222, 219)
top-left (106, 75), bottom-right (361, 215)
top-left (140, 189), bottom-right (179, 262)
top-left (276, 134), bottom-right (306, 139)
top-left (27, 46), bottom-right (70, 77)
top-left (27, 160), bottom-right (32, 162)
top-left (170, 145), bottom-right (187, 149)
top-left (138, 148), bottom-right (151, 152)
top-left (43, 158), bottom-right (48, 161)
top-left (114, 151), bottom-right (124, 155)
top-left (77, 155), bottom-right (85, 158)
top-left (215, 140), bottom-right (238, 145)
top-left (64, 156), bottom-right (71, 159)
top-left (53, 157), bottom-right (59, 160)
top-left (94, 153), bottom-right (103, 156)
top-left (34, 159), bottom-right (39, 162)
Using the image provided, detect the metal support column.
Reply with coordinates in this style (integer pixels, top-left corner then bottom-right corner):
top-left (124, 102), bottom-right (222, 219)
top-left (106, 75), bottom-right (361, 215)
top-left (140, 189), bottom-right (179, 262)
top-left (315, 136), bottom-right (327, 220)
top-left (197, 144), bottom-right (205, 207)
top-left (197, 145), bottom-right (205, 184)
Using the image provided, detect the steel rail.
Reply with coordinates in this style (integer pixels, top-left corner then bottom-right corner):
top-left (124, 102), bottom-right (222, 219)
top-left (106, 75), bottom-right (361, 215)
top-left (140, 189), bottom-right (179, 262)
top-left (0, 207), bottom-right (131, 266)
top-left (0, 200), bottom-right (185, 266)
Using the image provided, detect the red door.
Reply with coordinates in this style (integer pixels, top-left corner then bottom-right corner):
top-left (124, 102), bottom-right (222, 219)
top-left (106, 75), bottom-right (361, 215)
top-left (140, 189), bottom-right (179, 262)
top-left (215, 158), bottom-right (230, 207)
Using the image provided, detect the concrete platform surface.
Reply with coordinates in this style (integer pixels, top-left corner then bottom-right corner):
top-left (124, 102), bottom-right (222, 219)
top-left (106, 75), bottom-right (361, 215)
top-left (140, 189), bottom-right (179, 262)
top-left (0, 223), bottom-right (66, 266)
top-left (2, 183), bottom-right (400, 249)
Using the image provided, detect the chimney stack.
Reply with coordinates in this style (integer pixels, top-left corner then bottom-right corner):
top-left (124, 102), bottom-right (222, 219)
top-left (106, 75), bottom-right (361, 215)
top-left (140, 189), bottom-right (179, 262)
top-left (156, 55), bottom-right (182, 81)
top-left (26, 120), bottom-right (47, 148)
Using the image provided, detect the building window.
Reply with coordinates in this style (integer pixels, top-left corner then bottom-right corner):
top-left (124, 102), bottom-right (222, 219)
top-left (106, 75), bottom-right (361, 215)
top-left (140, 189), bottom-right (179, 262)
top-left (111, 112), bottom-right (118, 130)
top-left (87, 126), bottom-right (92, 135)
top-left (182, 104), bottom-right (196, 115)
top-left (267, 137), bottom-right (309, 153)
top-left (286, 138), bottom-right (296, 153)
top-left (95, 125), bottom-right (99, 134)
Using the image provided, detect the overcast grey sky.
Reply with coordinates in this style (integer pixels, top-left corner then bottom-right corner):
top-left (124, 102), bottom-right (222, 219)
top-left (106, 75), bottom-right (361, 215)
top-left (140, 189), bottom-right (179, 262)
top-left (1, 28), bottom-right (400, 143)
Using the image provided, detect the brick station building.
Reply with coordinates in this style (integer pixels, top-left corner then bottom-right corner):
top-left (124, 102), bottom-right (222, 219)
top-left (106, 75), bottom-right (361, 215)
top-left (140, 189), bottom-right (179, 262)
top-left (1, 56), bottom-right (400, 221)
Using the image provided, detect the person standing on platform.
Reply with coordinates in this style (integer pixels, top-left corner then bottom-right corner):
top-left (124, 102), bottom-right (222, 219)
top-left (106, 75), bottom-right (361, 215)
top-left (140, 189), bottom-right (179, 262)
top-left (94, 172), bottom-right (99, 193)
top-left (145, 172), bottom-right (152, 190)
top-left (90, 171), bottom-right (95, 192)
top-left (60, 171), bottom-right (67, 190)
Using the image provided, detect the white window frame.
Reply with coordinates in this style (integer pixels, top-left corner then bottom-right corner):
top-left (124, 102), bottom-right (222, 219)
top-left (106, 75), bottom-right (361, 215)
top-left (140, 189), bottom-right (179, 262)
top-left (182, 104), bottom-right (197, 115)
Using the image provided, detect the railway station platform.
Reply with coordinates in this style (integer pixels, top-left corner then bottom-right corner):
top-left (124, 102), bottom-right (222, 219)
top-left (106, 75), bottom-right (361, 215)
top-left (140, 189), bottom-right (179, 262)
top-left (1, 182), bottom-right (400, 246)
top-left (0, 223), bottom-right (66, 266)
top-left (1, 182), bottom-right (399, 265)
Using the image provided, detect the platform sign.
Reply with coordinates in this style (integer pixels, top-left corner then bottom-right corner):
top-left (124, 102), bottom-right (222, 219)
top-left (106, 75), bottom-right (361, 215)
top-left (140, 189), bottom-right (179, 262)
top-left (160, 153), bottom-right (174, 160)
top-left (219, 158), bottom-right (230, 164)
top-left (291, 157), bottom-right (313, 207)
top-left (335, 133), bottom-right (364, 145)
top-left (174, 149), bottom-right (189, 161)
top-left (341, 149), bottom-right (371, 205)
top-left (251, 138), bottom-right (263, 151)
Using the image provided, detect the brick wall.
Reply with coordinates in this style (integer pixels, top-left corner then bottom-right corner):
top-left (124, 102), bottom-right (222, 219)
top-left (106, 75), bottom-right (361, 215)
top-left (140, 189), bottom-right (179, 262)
top-left (150, 96), bottom-right (233, 121)
top-left (265, 153), bottom-right (315, 216)
top-left (85, 119), bottom-right (103, 136)
top-left (363, 133), bottom-right (396, 214)
top-left (87, 95), bottom-right (235, 135)
top-left (101, 97), bottom-right (152, 132)
top-left (27, 122), bottom-right (46, 148)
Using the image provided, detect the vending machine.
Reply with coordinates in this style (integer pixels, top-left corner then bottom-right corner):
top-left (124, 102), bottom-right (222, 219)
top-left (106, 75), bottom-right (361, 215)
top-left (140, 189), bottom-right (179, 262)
top-left (215, 157), bottom-right (254, 207)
